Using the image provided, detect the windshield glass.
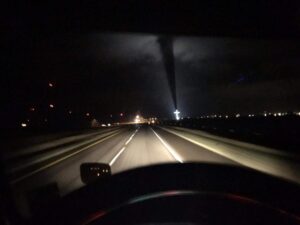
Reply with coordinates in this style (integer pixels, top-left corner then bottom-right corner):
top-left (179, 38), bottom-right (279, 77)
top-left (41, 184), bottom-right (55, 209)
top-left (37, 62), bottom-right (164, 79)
top-left (4, 32), bottom-right (300, 217)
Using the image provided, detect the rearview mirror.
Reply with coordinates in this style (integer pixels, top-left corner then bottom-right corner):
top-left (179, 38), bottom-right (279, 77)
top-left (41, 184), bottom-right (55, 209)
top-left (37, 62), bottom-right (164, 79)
top-left (80, 163), bottom-right (111, 184)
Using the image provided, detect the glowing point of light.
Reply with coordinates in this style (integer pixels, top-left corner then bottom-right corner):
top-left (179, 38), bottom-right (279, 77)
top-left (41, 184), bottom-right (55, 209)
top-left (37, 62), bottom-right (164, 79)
top-left (120, 113), bottom-right (123, 117)
top-left (225, 115), bottom-right (228, 118)
top-left (101, 124), bottom-right (106, 127)
top-left (107, 123), bottom-right (111, 127)
top-left (69, 110), bottom-right (72, 114)
top-left (174, 109), bottom-right (180, 120)
top-left (21, 123), bottom-right (27, 127)
top-left (236, 114), bottom-right (240, 118)
top-left (135, 115), bottom-right (141, 123)
top-left (49, 104), bottom-right (54, 108)
top-left (86, 112), bottom-right (90, 117)
top-left (30, 107), bottom-right (35, 112)
top-left (48, 82), bottom-right (54, 87)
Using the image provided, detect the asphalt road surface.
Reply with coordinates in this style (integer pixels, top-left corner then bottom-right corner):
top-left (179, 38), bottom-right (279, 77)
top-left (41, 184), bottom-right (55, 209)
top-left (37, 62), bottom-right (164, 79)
top-left (11, 125), bottom-right (239, 215)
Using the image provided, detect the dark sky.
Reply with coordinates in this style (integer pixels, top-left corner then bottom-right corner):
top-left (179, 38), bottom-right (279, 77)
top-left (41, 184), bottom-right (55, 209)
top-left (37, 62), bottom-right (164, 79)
top-left (6, 32), bottom-right (300, 126)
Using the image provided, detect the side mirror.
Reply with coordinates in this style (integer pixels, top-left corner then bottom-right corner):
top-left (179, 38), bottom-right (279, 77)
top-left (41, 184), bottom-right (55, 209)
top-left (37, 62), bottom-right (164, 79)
top-left (80, 163), bottom-right (111, 184)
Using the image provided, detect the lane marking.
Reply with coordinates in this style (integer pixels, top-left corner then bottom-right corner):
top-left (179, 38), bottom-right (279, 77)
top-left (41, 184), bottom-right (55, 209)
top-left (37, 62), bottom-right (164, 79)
top-left (11, 131), bottom-right (121, 184)
top-left (151, 128), bottom-right (183, 163)
top-left (109, 147), bottom-right (126, 166)
top-left (109, 128), bottom-right (139, 166)
top-left (125, 131), bottom-right (137, 145)
top-left (125, 137), bottom-right (133, 145)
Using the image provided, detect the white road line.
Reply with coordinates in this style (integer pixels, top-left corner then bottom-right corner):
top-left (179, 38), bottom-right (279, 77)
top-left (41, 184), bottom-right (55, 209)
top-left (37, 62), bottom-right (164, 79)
top-left (151, 128), bottom-right (183, 163)
top-left (125, 137), bottom-right (133, 145)
top-left (109, 129), bottom-right (139, 166)
top-left (109, 147), bottom-right (126, 166)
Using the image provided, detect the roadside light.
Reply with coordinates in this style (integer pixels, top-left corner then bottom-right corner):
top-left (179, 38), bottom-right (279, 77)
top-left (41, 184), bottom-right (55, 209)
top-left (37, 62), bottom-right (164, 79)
top-left (21, 123), bottom-right (27, 127)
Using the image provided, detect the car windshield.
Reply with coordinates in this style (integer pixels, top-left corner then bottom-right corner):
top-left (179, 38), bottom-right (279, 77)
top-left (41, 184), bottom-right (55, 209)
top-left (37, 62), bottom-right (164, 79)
top-left (3, 4), bottom-right (300, 220)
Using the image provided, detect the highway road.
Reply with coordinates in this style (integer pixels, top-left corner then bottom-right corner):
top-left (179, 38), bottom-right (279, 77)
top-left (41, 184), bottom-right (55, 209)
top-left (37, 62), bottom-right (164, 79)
top-left (10, 124), bottom-right (300, 216)
top-left (10, 125), bottom-right (237, 214)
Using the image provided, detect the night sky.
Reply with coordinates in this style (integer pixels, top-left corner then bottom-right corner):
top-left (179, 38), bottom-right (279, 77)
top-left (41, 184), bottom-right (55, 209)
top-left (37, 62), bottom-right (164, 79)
top-left (6, 32), bottom-right (300, 128)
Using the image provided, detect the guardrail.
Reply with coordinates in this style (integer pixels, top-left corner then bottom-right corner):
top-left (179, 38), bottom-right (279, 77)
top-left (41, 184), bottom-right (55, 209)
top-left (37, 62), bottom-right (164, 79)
top-left (4, 127), bottom-right (123, 184)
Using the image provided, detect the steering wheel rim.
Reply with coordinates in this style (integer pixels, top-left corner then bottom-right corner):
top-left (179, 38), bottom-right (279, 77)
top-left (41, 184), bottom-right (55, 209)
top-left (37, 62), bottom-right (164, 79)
top-left (33, 163), bottom-right (300, 225)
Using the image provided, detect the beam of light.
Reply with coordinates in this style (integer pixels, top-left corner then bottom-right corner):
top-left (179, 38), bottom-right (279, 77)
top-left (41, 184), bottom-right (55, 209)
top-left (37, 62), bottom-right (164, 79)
top-left (157, 36), bottom-right (177, 109)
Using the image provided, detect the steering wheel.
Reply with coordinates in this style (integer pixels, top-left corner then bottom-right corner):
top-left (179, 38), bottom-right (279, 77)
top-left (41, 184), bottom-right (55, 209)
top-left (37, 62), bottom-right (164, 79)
top-left (33, 163), bottom-right (300, 225)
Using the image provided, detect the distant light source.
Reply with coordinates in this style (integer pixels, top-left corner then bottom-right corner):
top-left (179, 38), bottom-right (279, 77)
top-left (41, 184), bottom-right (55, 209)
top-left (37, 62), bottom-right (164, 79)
top-left (236, 114), bottom-right (240, 118)
top-left (49, 104), bottom-right (54, 108)
top-left (107, 123), bottom-right (111, 127)
top-left (120, 113), bottom-right (123, 117)
top-left (101, 124), bottom-right (106, 127)
top-left (69, 110), bottom-right (72, 114)
top-left (30, 107), bottom-right (35, 112)
top-left (86, 112), bottom-right (90, 117)
top-left (48, 82), bottom-right (54, 87)
top-left (21, 123), bottom-right (27, 127)
top-left (174, 109), bottom-right (180, 120)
